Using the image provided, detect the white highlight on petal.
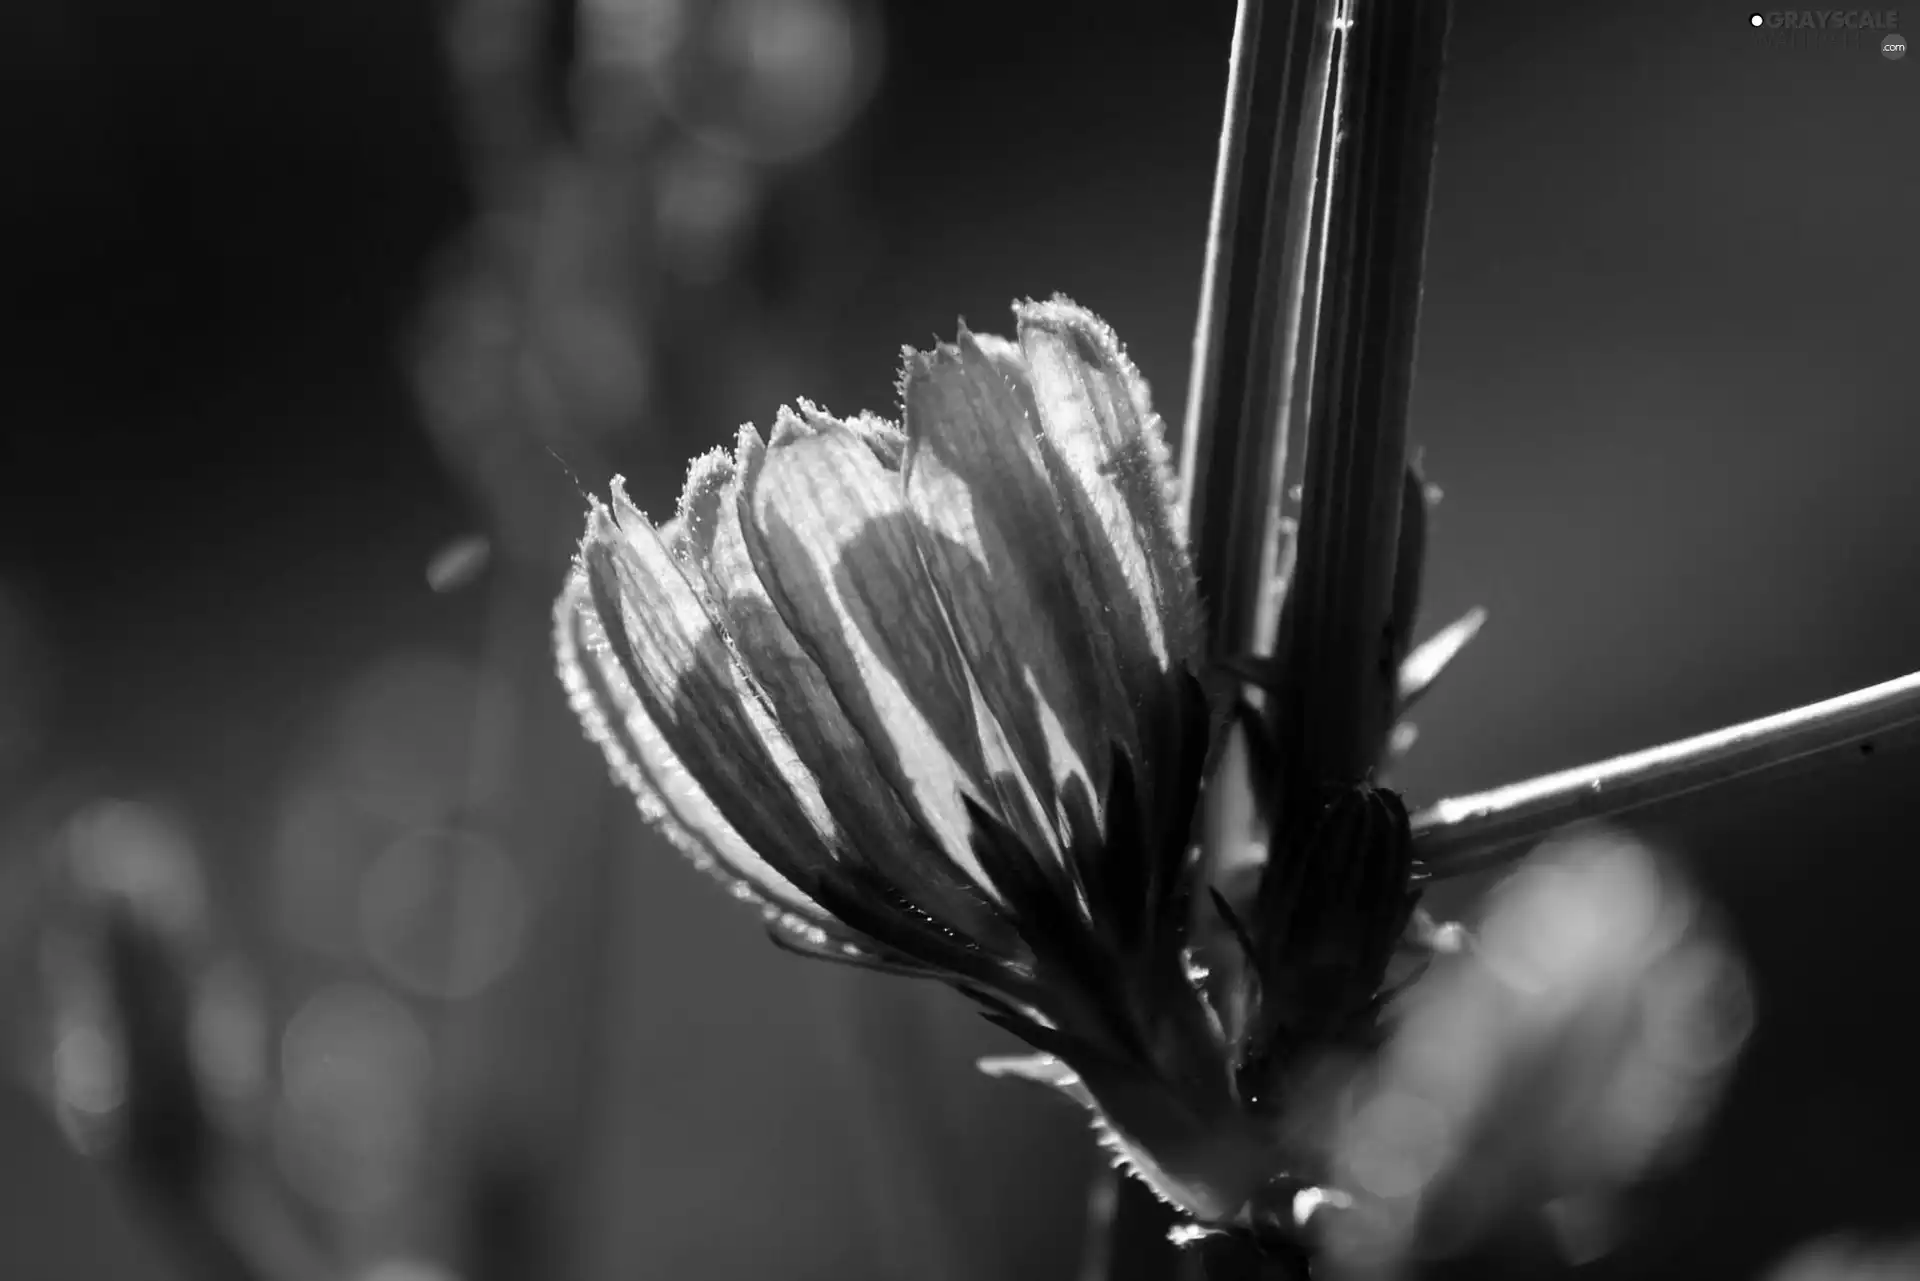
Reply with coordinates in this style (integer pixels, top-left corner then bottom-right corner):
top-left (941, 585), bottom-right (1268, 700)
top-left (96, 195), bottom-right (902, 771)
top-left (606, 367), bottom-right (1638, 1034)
top-left (1024, 666), bottom-right (1094, 818)
top-left (554, 566), bottom-right (826, 921)
top-left (961, 674), bottom-right (1055, 900)
top-left (601, 482), bottom-right (846, 857)
top-left (1016, 300), bottom-right (1200, 676)
top-left (901, 334), bottom-right (1120, 816)
top-left (827, 621), bottom-right (992, 892)
top-left (1023, 353), bottom-right (1172, 668)
top-left (745, 426), bottom-right (1000, 895)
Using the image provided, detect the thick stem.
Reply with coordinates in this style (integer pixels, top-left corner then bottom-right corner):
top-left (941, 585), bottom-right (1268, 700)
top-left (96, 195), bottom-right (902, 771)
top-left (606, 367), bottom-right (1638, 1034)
top-left (1264, 0), bottom-right (1452, 799)
top-left (1156, 0), bottom-right (1346, 1270)
top-left (1158, 0), bottom-right (1450, 1276)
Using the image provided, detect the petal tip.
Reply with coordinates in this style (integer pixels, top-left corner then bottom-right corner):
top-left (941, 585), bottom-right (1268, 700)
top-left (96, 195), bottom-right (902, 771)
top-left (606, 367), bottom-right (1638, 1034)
top-left (964, 327), bottom-right (1023, 368)
top-left (732, 423), bottom-right (769, 488)
top-left (580, 494), bottom-right (617, 549)
top-left (676, 447), bottom-right (736, 559)
top-left (1012, 298), bottom-right (1151, 403)
top-left (1012, 293), bottom-right (1099, 338)
top-left (895, 343), bottom-right (939, 391)
top-left (607, 473), bottom-right (637, 513)
top-left (767, 404), bottom-right (813, 448)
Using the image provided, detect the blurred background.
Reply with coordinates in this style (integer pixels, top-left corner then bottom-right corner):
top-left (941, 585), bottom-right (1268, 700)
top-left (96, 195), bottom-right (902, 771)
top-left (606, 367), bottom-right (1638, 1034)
top-left (0, 0), bottom-right (1914, 1278)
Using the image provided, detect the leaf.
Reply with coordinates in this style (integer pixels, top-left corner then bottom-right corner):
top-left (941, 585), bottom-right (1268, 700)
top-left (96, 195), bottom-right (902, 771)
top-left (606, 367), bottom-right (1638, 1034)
top-left (1396, 607), bottom-right (1487, 713)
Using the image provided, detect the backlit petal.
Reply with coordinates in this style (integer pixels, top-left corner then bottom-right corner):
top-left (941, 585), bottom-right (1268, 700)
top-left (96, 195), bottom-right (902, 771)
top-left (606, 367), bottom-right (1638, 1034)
top-left (1015, 299), bottom-right (1200, 689)
top-left (902, 334), bottom-right (1132, 831)
top-left (708, 425), bottom-right (1018, 951)
top-left (669, 445), bottom-right (734, 571)
top-left (571, 484), bottom-right (846, 915)
top-left (741, 411), bottom-right (998, 893)
top-left (554, 564), bottom-right (825, 924)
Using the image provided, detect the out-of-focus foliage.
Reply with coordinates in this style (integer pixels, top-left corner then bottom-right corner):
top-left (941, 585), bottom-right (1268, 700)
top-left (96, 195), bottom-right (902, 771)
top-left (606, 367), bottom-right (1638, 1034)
top-left (416, 0), bottom-right (882, 563)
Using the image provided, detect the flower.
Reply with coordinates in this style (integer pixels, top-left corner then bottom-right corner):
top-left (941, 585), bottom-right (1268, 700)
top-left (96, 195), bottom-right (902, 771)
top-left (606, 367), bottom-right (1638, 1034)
top-left (553, 297), bottom-right (1417, 1231)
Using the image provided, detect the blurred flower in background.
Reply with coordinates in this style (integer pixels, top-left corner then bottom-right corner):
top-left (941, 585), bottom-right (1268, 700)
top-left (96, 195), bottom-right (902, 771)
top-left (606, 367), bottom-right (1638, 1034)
top-left (616, 0), bottom-right (880, 164)
top-left (271, 650), bottom-right (524, 989)
top-left (23, 798), bottom-right (216, 1156)
top-left (1762, 1234), bottom-right (1920, 1281)
top-left (274, 982), bottom-right (434, 1218)
top-left (395, 0), bottom-right (895, 1276)
top-left (0, 791), bottom-right (304, 1281)
top-left (1316, 827), bottom-right (1755, 1274)
top-left (0, 644), bottom-right (532, 1275)
top-left (416, 0), bottom-right (883, 563)
top-left (261, 644), bottom-right (534, 1263)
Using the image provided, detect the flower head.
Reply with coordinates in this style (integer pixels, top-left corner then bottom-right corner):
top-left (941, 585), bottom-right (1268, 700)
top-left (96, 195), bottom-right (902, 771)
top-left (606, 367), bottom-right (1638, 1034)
top-left (555, 297), bottom-right (1412, 1229)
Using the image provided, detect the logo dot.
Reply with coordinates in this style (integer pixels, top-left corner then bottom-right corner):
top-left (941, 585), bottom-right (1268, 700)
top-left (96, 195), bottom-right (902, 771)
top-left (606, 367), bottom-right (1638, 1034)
top-left (1748, 12), bottom-right (1764, 26)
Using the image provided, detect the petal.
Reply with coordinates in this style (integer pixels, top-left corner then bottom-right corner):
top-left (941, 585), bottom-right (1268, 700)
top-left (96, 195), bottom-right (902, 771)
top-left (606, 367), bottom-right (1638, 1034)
top-left (670, 444), bottom-right (734, 569)
top-left (562, 483), bottom-right (843, 919)
top-left (708, 425), bottom-right (1021, 956)
top-left (826, 402), bottom-right (908, 471)
top-left (1014, 298), bottom-right (1201, 688)
top-left (967, 331), bottom-right (1038, 417)
top-left (556, 573), bottom-right (827, 930)
top-left (901, 332), bottom-right (1134, 831)
top-left (740, 411), bottom-right (1000, 895)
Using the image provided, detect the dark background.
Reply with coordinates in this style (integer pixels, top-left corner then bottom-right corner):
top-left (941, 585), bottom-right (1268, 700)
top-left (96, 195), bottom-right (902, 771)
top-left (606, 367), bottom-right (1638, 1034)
top-left (1, 0), bottom-right (1916, 1278)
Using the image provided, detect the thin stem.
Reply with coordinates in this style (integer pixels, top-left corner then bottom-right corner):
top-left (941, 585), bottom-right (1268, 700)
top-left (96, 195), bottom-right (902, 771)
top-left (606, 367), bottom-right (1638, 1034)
top-left (1412, 667), bottom-right (1920, 875)
top-left (1179, 0), bottom-right (1344, 663)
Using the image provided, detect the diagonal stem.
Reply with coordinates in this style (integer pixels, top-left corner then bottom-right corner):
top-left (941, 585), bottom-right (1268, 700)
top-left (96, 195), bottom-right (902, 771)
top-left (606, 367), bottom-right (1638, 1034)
top-left (1413, 667), bottom-right (1920, 875)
